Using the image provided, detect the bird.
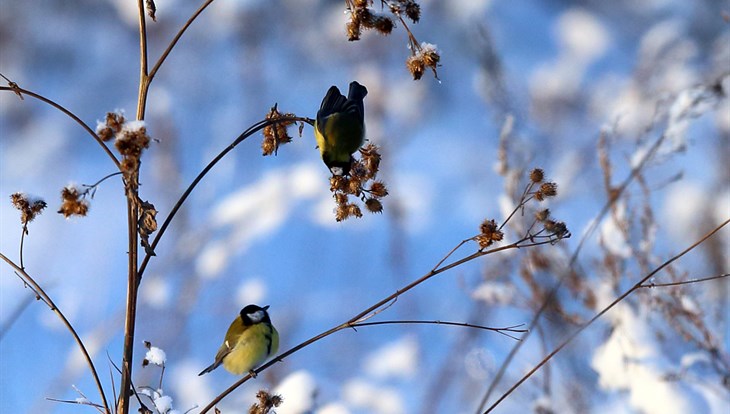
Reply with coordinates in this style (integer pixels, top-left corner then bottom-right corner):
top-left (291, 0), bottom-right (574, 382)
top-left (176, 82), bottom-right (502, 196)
top-left (314, 81), bottom-right (368, 176)
top-left (198, 304), bottom-right (279, 377)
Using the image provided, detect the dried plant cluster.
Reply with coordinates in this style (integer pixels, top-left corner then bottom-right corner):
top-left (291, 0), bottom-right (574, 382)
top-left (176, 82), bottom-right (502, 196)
top-left (345, 0), bottom-right (440, 80)
top-left (475, 169), bottom-right (568, 249)
top-left (248, 390), bottom-right (283, 414)
top-left (261, 104), bottom-right (299, 156)
top-left (10, 192), bottom-right (47, 227)
top-left (329, 143), bottom-right (388, 221)
top-left (58, 185), bottom-right (91, 218)
top-left (97, 111), bottom-right (151, 191)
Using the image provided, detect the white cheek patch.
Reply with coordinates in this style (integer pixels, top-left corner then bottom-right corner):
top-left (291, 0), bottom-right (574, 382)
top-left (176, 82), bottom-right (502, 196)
top-left (248, 310), bottom-right (265, 323)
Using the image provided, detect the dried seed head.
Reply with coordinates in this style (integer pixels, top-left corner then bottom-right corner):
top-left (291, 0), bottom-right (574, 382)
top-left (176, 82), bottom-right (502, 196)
top-left (544, 219), bottom-right (569, 238)
top-left (406, 55), bottom-right (426, 80)
top-left (369, 181), bottom-right (388, 198)
top-left (330, 176), bottom-right (348, 192)
top-left (347, 176), bottom-right (362, 195)
top-left (347, 20), bottom-right (362, 41)
top-left (58, 186), bottom-right (89, 218)
top-left (10, 193), bottom-right (47, 225)
top-left (421, 46), bottom-right (440, 67)
top-left (365, 198), bottom-right (383, 213)
top-left (404, 0), bottom-right (420, 22)
top-left (347, 203), bottom-right (363, 218)
top-left (372, 15), bottom-right (394, 35)
top-left (539, 182), bottom-right (558, 198)
top-left (535, 209), bottom-right (550, 222)
top-left (334, 192), bottom-right (349, 205)
top-left (477, 218), bottom-right (504, 249)
top-left (530, 168), bottom-right (544, 183)
top-left (249, 390), bottom-right (283, 414)
top-left (262, 105), bottom-right (295, 155)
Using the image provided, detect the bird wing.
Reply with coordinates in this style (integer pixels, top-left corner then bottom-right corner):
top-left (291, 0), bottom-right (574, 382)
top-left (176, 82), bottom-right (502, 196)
top-left (316, 86), bottom-right (347, 138)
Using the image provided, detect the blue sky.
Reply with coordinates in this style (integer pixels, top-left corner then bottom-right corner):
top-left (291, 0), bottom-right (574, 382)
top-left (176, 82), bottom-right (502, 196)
top-left (1, 1), bottom-right (729, 413)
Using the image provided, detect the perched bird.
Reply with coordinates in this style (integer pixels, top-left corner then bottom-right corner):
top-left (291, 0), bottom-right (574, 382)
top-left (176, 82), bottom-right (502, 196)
top-left (314, 81), bottom-right (368, 175)
top-left (198, 304), bottom-right (279, 377)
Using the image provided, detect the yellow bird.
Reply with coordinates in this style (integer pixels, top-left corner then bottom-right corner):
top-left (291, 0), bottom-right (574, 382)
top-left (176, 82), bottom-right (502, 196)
top-left (198, 304), bottom-right (279, 377)
top-left (314, 81), bottom-right (368, 175)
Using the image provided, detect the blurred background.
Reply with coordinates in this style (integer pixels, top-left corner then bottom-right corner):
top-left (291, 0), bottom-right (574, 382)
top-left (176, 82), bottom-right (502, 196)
top-left (1, 0), bottom-right (728, 413)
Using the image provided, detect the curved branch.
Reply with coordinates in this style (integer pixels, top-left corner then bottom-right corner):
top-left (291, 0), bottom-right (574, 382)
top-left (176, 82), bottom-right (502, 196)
top-left (0, 253), bottom-right (111, 413)
top-left (0, 86), bottom-right (120, 169)
top-left (353, 320), bottom-right (528, 341)
top-left (639, 273), bottom-right (730, 288)
top-left (136, 116), bottom-right (313, 281)
top-left (148, 0), bottom-right (216, 82)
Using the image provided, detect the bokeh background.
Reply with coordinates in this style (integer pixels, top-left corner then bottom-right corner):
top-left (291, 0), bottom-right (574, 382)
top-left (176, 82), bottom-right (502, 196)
top-left (1, 0), bottom-right (728, 413)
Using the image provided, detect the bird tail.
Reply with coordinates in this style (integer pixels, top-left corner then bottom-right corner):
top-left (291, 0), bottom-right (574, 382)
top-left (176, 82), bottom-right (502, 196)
top-left (348, 81), bottom-right (368, 102)
top-left (198, 361), bottom-right (220, 376)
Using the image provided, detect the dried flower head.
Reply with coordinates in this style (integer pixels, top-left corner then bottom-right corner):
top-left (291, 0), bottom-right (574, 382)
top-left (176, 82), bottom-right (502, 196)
top-left (404, 0), bottom-right (421, 22)
top-left (58, 185), bottom-right (89, 218)
top-left (139, 200), bottom-right (158, 256)
top-left (406, 54), bottom-right (426, 80)
top-left (347, 19), bottom-right (362, 41)
top-left (369, 181), bottom-right (388, 198)
top-left (327, 144), bottom-right (388, 221)
top-left (543, 219), bottom-right (569, 239)
top-left (474, 220), bottom-right (504, 250)
top-left (146, 0), bottom-right (157, 21)
top-left (96, 111), bottom-right (125, 142)
top-left (535, 208), bottom-right (550, 222)
top-left (530, 168), bottom-right (544, 183)
top-left (539, 182), bottom-right (557, 197)
top-left (10, 193), bottom-right (47, 226)
top-left (371, 14), bottom-right (394, 35)
top-left (249, 390), bottom-right (283, 414)
top-left (262, 104), bottom-right (296, 156)
top-left (476, 219), bottom-right (504, 249)
top-left (115, 121), bottom-right (150, 158)
top-left (365, 197), bottom-right (383, 213)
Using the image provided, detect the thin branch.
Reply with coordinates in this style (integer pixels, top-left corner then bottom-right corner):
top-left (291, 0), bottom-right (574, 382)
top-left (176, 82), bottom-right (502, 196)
top-left (137, 116), bottom-right (313, 280)
top-left (118, 195), bottom-right (140, 414)
top-left (136, 0), bottom-right (149, 120)
top-left (482, 218), bottom-right (730, 413)
top-left (352, 320), bottom-right (527, 341)
top-left (46, 398), bottom-right (105, 412)
top-left (0, 86), bottom-right (120, 169)
top-left (148, 0), bottom-right (216, 82)
top-left (640, 273), bottom-right (730, 288)
top-left (0, 253), bottom-right (110, 413)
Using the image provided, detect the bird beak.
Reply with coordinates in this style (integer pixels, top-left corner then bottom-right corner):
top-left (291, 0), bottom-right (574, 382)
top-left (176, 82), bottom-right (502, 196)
top-left (263, 305), bottom-right (270, 310)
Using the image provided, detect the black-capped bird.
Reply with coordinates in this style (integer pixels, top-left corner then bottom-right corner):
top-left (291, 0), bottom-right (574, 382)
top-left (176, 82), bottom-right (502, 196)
top-left (314, 81), bottom-right (368, 176)
top-left (198, 304), bottom-right (279, 377)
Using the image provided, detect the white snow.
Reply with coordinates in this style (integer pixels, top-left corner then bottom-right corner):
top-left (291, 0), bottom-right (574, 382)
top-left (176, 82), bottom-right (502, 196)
top-left (273, 370), bottom-right (317, 414)
top-left (145, 345), bottom-right (167, 366)
top-left (363, 335), bottom-right (418, 379)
